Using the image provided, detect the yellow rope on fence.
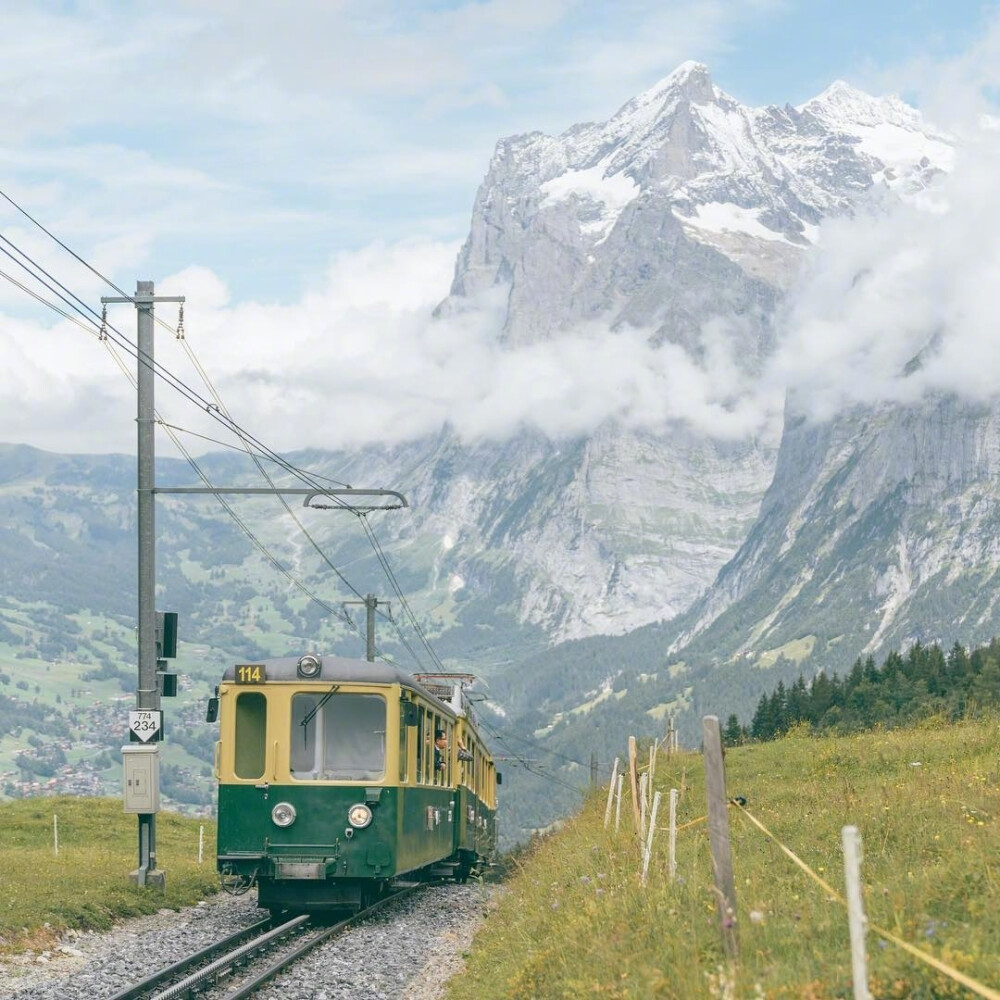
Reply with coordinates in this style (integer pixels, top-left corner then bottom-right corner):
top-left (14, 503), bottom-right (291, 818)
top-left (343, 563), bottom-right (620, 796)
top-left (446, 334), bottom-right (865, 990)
top-left (734, 804), bottom-right (1000, 1000)
top-left (659, 799), bottom-right (744, 834)
top-left (735, 806), bottom-right (845, 903)
top-left (675, 814), bottom-right (707, 832)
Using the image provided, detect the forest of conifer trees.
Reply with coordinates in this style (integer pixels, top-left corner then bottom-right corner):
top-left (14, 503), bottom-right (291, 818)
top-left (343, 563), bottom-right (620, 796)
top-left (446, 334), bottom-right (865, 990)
top-left (724, 638), bottom-right (1000, 744)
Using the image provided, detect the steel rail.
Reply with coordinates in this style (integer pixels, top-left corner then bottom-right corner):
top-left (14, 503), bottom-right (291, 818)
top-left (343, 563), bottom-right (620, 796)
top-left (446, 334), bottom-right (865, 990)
top-left (113, 883), bottom-right (427, 1000)
top-left (151, 914), bottom-right (311, 999)
top-left (217, 884), bottom-right (424, 1000)
top-left (105, 917), bottom-right (273, 1000)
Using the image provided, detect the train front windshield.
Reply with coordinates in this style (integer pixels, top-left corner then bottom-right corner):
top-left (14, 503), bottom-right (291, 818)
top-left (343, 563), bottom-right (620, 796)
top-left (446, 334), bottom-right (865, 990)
top-left (290, 692), bottom-right (386, 781)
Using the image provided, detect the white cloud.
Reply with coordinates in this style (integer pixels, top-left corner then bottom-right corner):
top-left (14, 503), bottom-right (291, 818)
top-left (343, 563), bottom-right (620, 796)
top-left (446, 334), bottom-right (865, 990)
top-left (766, 29), bottom-right (1000, 422)
top-left (4, 92), bottom-right (997, 460)
top-left (0, 234), bottom-right (778, 455)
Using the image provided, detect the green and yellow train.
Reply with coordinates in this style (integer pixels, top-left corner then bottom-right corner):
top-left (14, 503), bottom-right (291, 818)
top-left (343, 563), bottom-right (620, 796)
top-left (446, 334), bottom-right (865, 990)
top-left (209, 654), bottom-right (498, 913)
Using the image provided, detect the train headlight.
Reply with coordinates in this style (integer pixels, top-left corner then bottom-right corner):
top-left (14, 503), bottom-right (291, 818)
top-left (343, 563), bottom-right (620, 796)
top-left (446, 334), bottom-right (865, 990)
top-left (271, 802), bottom-right (297, 828)
top-left (347, 803), bottom-right (373, 829)
top-left (297, 654), bottom-right (322, 678)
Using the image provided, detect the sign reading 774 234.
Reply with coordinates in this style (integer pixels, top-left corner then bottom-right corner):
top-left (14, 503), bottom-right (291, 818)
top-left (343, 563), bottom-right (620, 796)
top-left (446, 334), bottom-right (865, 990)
top-left (128, 709), bottom-right (162, 742)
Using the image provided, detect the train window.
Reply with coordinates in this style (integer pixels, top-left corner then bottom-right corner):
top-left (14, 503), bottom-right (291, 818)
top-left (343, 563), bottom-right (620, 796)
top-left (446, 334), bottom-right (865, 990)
top-left (290, 693), bottom-right (386, 781)
top-left (432, 714), bottom-right (442, 785)
top-left (416, 707), bottom-right (425, 784)
top-left (398, 719), bottom-right (408, 783)
top-left (234, 692), bottom-right (267, 779)
top-left (434, 719), bottom-right (452, 786)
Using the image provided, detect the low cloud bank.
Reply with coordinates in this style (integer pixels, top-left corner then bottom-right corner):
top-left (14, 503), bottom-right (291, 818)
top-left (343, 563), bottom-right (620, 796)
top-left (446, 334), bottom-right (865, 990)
top-left (768, 123), bottom-right (1000, 422)
top-left (3, 59), bottom-right (1000, 456)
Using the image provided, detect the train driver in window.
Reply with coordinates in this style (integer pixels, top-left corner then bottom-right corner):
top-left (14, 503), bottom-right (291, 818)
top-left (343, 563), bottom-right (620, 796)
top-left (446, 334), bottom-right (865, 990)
top-left (434, 729), bottom-right (448, 772)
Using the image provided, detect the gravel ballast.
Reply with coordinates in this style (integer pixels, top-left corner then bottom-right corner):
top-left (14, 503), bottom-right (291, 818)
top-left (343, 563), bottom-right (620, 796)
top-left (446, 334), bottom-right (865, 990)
top-left (1, 884), bottom-right (494, 1000)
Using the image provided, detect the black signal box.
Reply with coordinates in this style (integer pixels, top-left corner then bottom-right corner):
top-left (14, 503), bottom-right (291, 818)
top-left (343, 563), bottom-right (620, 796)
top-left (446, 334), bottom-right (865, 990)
top-left (156, 611), bottom-right (178, 659)
top-left (158, 670), bottom-right (178, 698)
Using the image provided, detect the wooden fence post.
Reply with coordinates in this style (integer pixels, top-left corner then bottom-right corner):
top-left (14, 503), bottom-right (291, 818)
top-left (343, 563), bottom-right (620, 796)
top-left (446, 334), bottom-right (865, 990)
top-left (604, 757), bottom-right (620, 829)
top-left (668, 788), bottom-right (678, 882)
top-left (641, 791), bottom-right (663, 886)
top-left (842, 825), bottom-right (872, 1000)
top-left (639, 772), bottom-right (648, 839)
top-left (199, 824), bottom-right (205, 865)
top-left (703, 715), bottom-right (739, 959)
top-left (648, 742), bottom-right (656, 787)
top-left (628, 736), bottom-right (641, 834)
top-left (614, 774), bottom-right (624, 834)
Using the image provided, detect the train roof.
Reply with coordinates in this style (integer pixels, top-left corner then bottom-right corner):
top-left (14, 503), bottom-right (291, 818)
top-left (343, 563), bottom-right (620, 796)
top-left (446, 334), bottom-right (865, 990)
top-left (221, 655), bottom-right (456, 712)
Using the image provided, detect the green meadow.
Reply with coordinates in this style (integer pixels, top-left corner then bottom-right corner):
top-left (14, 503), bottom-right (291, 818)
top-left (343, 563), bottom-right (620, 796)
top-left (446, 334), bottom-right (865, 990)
top-left (0, 797), bottom-right (217, 951)
top-left (448, 716), bottom-right (1000, 999)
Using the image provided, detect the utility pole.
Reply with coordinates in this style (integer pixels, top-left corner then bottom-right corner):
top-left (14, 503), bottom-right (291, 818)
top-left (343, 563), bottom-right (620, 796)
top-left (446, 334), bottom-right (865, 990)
top-left (104, 284), bottom-right (409, 889)
top-left (104, 281), bottom-right (184, 889)
top-left (343, 595), bottom-right (388, 661)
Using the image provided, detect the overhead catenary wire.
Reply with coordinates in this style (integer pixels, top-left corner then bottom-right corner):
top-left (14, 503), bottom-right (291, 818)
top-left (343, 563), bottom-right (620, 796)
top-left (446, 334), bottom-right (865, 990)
top-left (0, 235), bottom-right (376, 650)
top-left (173, 329), bottom-right (367, 603)
top-left (0, 194), bottom-right (451, 674)
top-left (164, 306), bottom-right (416, 667)
top-left (97, 337), bottom-right (363, 637)
top-left (0, 223), bottom-right (355, 497)
top-left (3, 211), bottom-right (585, 791)
top-left (357, 514), bottom-right (448, 672)
top-left (475, 714), bottom-right (589, 794)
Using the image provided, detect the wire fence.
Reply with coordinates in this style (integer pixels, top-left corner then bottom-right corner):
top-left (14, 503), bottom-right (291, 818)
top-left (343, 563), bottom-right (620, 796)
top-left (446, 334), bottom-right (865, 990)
top-left (602, 716), bottom-right (999, 1000)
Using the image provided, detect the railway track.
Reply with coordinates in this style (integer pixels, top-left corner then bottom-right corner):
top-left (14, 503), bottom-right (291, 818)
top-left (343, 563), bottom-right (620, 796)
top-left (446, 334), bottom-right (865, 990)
top-left (109, 884), bottom-right (423, 1000)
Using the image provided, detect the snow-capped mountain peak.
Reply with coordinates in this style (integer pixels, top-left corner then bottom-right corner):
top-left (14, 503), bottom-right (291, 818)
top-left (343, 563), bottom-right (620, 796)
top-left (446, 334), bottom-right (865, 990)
top-left (449, 64), bottom-right (954, 340)
top-left (798, 80), bottom-right (954, 193)
top-left (620, 59), bottom-right (717, 117)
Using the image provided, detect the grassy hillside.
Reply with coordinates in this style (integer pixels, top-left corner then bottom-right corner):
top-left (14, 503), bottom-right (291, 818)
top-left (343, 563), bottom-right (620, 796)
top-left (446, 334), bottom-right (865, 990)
top-left (0, 797), bottom-right (218, 951)
top-left (449, 716), bottom-right (1000, 998)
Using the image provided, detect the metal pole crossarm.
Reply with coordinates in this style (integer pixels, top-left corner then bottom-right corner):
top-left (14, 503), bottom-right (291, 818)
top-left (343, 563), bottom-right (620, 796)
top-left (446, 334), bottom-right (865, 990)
top-left (152, 487), bottom-right (409, 510)
top-left (102, 295), bottom-right (186, 304)
top-left (343, 594), bottom-right (386, 660)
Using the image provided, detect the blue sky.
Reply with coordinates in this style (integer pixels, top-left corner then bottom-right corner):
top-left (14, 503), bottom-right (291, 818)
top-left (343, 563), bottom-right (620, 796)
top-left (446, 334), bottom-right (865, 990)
top-left (0, 0), bottom-right (998, 453)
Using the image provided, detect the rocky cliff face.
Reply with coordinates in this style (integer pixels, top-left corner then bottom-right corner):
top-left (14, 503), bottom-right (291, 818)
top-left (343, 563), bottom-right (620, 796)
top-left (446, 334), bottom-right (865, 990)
top-left (418, 62), bottom-right (951, 642)
top-left (328, 424), bottom-right (776, 642)
top-left (669, 392), bottom-right (1000, 669)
